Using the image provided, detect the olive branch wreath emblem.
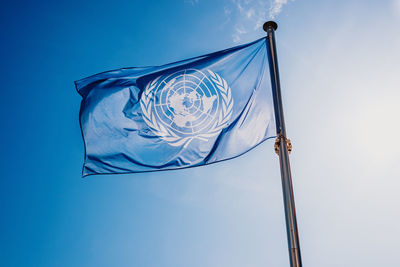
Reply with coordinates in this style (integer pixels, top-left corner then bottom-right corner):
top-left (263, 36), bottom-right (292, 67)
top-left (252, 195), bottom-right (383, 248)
top-left (140, 70), bottom-right (233, 148)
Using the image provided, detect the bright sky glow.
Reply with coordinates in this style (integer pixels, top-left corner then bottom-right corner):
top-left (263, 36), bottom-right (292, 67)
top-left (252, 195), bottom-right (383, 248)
top-left (1, 0), bottom-right (399, 266)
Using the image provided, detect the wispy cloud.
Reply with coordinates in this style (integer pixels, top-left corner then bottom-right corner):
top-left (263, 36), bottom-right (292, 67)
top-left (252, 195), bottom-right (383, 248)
top-left (224, 6), bottom-right (232, 16)
top-left (226, 0), bottom-right (294, 43)
top-left (233, 24), bottom-right (247, 43)
top-left (269, 0), bottom-right (290, 19)
top-left (184, 0), bottom-right (199, 6)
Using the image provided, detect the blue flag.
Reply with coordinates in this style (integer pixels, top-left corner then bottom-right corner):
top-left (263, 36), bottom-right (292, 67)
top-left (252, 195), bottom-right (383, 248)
top-left (76, 38), bottom-right (276, 176)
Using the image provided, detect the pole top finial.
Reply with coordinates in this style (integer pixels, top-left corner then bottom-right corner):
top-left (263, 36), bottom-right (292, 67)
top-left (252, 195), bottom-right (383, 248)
top-left (263, 21), bottom-right (278, 32)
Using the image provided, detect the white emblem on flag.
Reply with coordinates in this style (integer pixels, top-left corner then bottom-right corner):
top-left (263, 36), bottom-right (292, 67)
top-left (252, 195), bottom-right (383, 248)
top-left (140, 69), bottom-right (233, 147)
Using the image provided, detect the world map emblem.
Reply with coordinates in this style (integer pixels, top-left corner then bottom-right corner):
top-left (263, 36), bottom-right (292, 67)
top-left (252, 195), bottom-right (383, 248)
top-left (140, 69), bottom-right (234, 147)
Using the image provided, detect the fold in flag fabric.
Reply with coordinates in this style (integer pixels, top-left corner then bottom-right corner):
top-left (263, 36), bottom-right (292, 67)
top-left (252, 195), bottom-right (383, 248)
top-left (76, 38), bottom-right (276, 177)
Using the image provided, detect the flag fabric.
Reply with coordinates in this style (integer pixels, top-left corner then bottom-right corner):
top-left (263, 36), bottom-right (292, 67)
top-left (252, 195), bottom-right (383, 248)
top-left (76, 38), bottom-right (276, 177)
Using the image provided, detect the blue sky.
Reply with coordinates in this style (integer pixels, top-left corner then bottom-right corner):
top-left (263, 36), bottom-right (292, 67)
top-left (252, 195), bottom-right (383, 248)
top-left (1, 0), bottom-right (400, 266)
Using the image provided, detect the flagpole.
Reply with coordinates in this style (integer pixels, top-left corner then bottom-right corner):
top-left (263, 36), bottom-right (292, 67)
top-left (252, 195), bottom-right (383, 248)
top-left (263, 21), bottom-right (303, 267)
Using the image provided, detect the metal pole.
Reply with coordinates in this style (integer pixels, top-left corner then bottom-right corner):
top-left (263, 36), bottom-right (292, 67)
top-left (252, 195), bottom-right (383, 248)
top-left (263, 21), bottom-right (303, 267)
